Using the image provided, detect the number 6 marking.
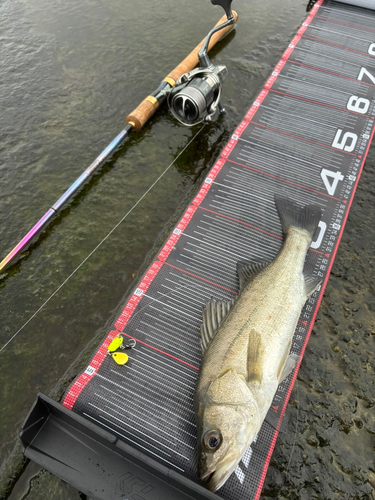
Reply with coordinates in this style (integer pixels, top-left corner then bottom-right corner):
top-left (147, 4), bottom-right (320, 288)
top-left (347, 95), bottom-right (370, 114)
top-left (332, 129), bottom-right (357, 152)
top-left (369, 43), bottom-right (375, 56)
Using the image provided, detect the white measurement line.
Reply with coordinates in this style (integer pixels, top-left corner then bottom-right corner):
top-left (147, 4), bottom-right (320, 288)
top-left (195, 225), bottom-right (274, 260)
top-left (184, 235), bottom-right (241, 263)
top-left (164, 276), bottom-right (218, 301)
top-left (135, 347), bottom-right (198, 382)
top-left (139, 320), bottom-right (199, 351)
top-left (134, 328), bottom-right (200, 365)
top-left (94, 394), bottom-right (195, 451)
top-left (259, 103), bottom-right (338, 129)
top-left (175, 258), bottom-right (234, 284)
top-left (308, 22), bottom-right (375, 44)
top-left (177, 253), bottom-right (235, 280)
top-left (293, 43), bottom-right (367, 72)
top-left (98, 375), bottom-right (195, 424)
top-left (88, 402), bottom-right (187, 457)
top-left (322, 5), bottom-right (375, 23)
top-left (189, 231), bottom-right (252, 261)
top-left (275, 72), bottom-right (357, 96)
top-left (83, 412), bottom-right (185, 472)
top-left (143, 311), bottom-right (192, 335)
top-left (112, 370), bottom-right (196, 416)
top-left (195, 225), bottom-right (254, 256)
top-left (142, 294), bottom-right (198, 320)
top-left (99, 384), bottom-right (197, 439)
top-left (141, 313), bottom-right (198, 342)
top-left (146, 305), bottom-right (197, 329)
top-left (158, 284), bottom-right (204, 309)
top-left (131, 354), bottom-right (195, 392)
top-left (238, 138), bottom-right (342, 169)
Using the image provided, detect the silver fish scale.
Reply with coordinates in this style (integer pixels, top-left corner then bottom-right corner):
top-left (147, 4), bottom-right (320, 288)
top-left (64, 2), bottom-right (375, 499)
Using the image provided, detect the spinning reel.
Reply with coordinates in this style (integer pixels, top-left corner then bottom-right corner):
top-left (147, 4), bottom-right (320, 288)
top-left (167, 0), bottom-right (235, 126)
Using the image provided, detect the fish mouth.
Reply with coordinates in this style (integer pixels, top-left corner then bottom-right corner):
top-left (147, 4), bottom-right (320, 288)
top-left (201, 458), bottom-right (239, 492)
top-left (206, 466), bottom-right (234, 493)
top-left (200, 469), bottom-right (215, 482)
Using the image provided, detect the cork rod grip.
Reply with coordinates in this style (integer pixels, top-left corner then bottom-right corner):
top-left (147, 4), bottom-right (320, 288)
top-left (126, 11), bottom-right (238, 131)
top-left (165, 11), bottom-right (238, 85)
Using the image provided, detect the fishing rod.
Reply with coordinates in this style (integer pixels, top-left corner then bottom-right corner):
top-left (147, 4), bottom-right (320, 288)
top-left (0, 0), bottom-right (238, 273)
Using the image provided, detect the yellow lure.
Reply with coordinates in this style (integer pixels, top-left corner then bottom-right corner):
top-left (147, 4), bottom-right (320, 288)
top-left (112, 352), bottom-right (129, 366)
top-left (108, 336), bottom-right (123, 353)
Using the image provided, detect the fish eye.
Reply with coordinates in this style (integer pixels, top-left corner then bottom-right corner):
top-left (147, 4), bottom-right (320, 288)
top-left (203, 430), bottom-right (222, 451)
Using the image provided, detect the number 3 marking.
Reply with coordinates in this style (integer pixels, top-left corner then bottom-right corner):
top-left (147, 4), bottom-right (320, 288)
top-left (311, 221), bottom-right (327, 249)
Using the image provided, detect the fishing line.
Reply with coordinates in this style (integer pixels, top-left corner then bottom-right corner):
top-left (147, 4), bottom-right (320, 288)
top-left (276, 378), bottom-right (300, 497)
top-left (0, 125), bottom-right (206, 354)
top-left (286, 379), bottom-right (300, 472)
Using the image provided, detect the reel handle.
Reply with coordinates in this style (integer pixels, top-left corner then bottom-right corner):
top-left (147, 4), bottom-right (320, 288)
top-left (126, 11), bottom-right (238, 131)
top-left (165, 11), bottom-right (238, 85)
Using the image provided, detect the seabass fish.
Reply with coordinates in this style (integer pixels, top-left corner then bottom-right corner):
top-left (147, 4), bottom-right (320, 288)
top-left (194, 195), bottom-right (322, 492)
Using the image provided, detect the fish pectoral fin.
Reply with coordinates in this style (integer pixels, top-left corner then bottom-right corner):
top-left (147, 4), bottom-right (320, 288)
top-left (247, 330), bottom-right (264, 385)
top-left (278, 353), bottom-right (300, 384)
top-left (200, 297), bottom-right (236, 354)
top-left (304, 275), bottom-right (322, 297)
top-left (237, 260), bottom-right (271, 292)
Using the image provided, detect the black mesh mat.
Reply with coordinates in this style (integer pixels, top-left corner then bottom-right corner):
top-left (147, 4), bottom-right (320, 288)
top-left (62, 1), bottom-right (375, 498)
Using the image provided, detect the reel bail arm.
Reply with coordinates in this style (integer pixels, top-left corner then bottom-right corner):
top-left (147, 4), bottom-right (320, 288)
top-left (167, 0), bottom-right (235, 127)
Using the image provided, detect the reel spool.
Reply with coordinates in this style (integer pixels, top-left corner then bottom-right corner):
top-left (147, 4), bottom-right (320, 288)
top-left (168, 65), bottom-right (228, 126)
top-left (167, 0), bottom-right (234, 126)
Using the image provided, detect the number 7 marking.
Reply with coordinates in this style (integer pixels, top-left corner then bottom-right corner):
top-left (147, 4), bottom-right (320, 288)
top-left (358, 67), bottom-right (375, 85)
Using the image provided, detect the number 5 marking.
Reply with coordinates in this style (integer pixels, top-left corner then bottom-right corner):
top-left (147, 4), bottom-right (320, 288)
top-left (332, 129), bottom-right (357, 152)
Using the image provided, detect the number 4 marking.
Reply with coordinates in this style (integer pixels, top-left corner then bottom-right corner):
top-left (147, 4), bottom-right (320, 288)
top-left (320, 168), bottom-right (344, 196)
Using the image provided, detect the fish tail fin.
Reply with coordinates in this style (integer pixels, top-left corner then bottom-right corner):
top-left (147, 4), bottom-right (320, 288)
top-left (274, 195), bottom-right (321, 239)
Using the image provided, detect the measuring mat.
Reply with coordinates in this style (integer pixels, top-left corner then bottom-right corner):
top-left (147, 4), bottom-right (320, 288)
top-left (61, 1), bottom-right (375, 498)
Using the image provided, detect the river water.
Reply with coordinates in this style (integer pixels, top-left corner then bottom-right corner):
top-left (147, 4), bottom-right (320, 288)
top-left (0, 0), bottom-right (374, 498)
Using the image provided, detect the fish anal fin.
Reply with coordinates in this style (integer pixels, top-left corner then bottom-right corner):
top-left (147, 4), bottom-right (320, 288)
top-left (200, 297), bottom-right (236, 354)
top-left (237, 260), bottom-right (270, 292)
top-left (278, 353), bottom-right (300, 384)
top-left (304, 275), bottom-right (322, 297)
top-left (247, 330), bottom-right (264, 386)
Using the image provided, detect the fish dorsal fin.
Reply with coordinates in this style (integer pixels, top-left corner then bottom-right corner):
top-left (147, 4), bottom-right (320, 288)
top-left (206, 369), bottom-right (253, 405)
top-left (247, 330), bottom-right (264, 386)
top-left (237, 260), bottom-right (270, 292)
top-left (200, 298), bottom-right (236, 354)
top-left (304, 275), bottom-right (321, 297)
